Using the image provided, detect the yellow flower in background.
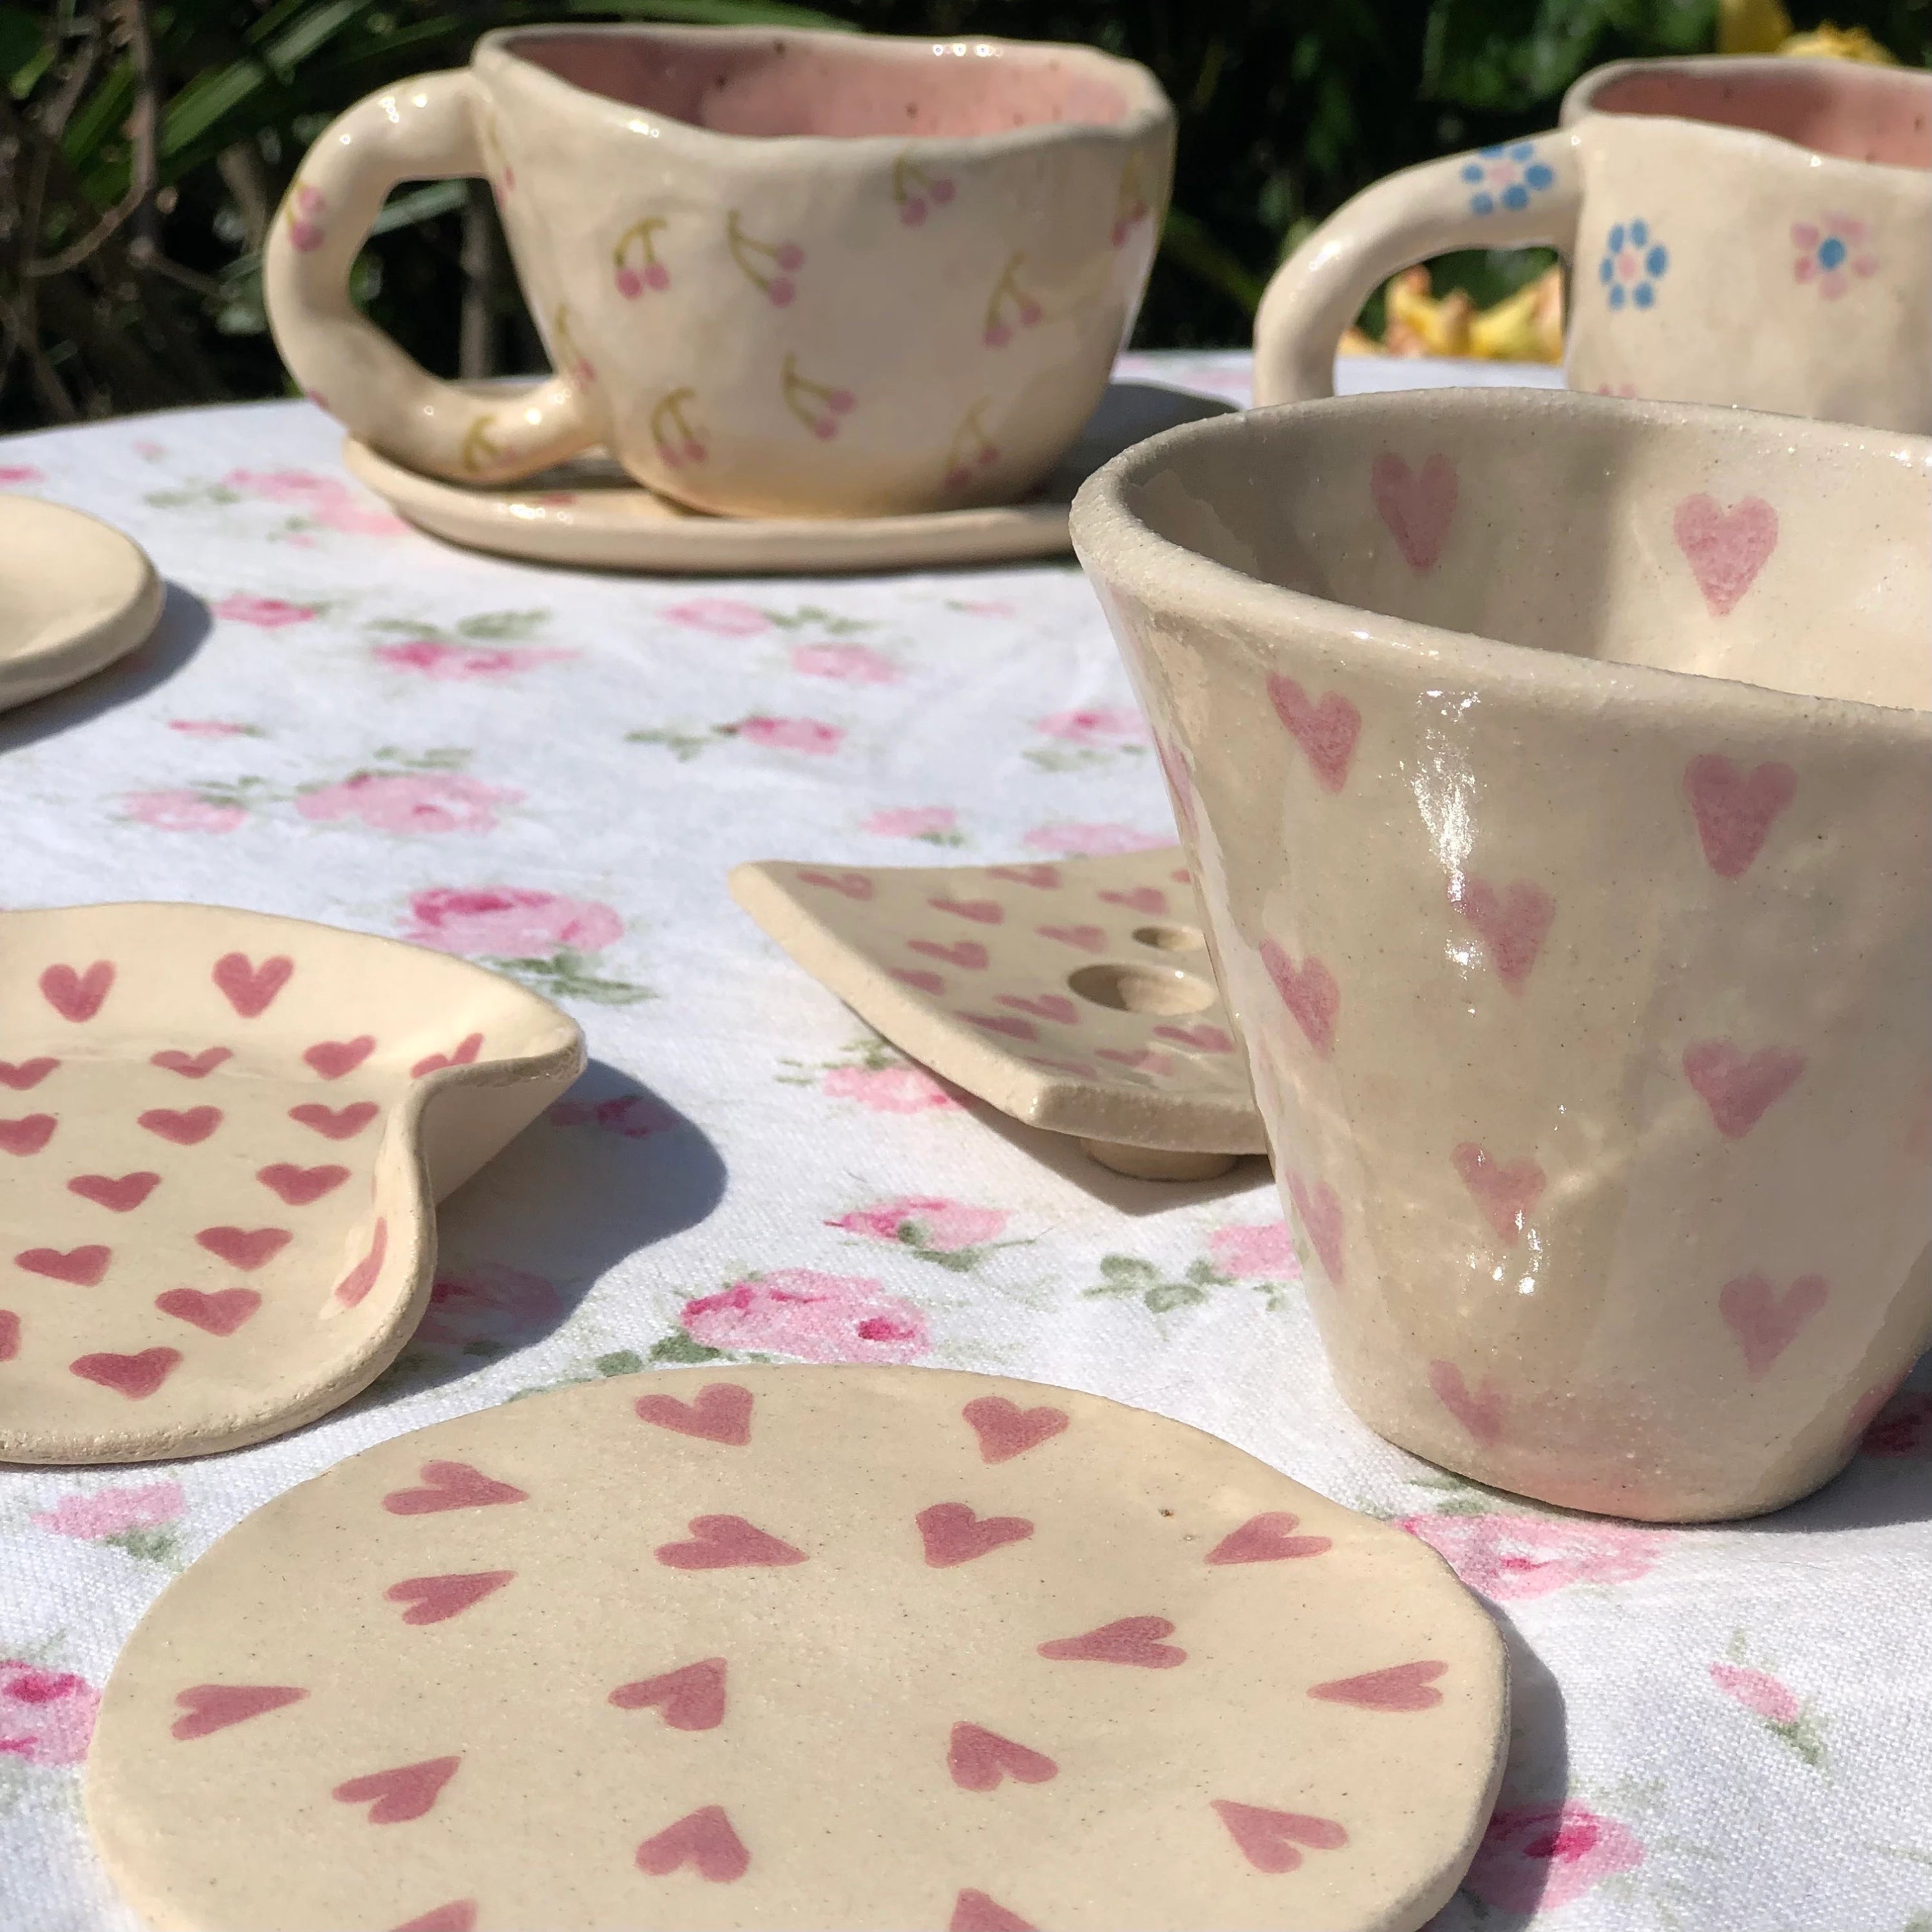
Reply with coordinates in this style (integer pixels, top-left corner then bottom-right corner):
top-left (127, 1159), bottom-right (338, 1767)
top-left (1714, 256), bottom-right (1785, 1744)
top-left (1777, 23), bottom-right (1900, 61)
top-left (1354, 264), bottom-right (1564, 364)
top-left (1718, 0), bottom-right (1794, 53)
top-left (1468, 269), bottom-right (1564, 363)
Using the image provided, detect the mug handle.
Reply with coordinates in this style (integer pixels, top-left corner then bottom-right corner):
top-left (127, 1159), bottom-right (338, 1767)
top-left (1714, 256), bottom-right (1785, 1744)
top-left (1253, 132), bottom-right (1583, 406)
top-left (264, 70), bottom-right (596, 486)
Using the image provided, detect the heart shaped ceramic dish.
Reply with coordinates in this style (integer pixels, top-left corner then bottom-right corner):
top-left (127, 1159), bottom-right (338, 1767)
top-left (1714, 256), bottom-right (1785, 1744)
top-left (0, 904), bottom-right (583, 1464)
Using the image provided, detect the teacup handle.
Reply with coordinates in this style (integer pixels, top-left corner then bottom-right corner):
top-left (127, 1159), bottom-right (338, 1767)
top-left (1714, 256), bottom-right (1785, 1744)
top-left (1253, 131), bottom-right (1583, 405)
top-left (263, 70), bottom-right (596, 485)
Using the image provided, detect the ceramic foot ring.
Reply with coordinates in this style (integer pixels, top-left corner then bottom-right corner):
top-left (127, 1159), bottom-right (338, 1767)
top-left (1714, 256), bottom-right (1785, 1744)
top-left (730, 853), bottom-right (1267, 1179)
top-left (0, 904), bottom-right (582, 1463)
top-left (88, 1365), bottom-right (1508, 1931)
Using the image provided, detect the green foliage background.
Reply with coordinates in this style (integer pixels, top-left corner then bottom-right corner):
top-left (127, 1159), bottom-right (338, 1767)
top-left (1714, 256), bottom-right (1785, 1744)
top-left (3, 0), bottom-right (1927, 428)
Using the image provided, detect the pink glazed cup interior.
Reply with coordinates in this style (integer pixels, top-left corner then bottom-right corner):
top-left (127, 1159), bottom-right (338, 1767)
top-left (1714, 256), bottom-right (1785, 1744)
top-left (1573, 58), bottom-right (1930, 167)
top-left (505, 29), bottom-right (1137, 138)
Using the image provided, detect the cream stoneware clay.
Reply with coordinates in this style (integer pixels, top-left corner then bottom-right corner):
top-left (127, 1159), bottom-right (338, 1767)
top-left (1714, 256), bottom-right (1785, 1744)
top-left (0, 904), bottom-right (583, 1463)
top-left (1071, 388), bottom-right (1931, 1523)
top-left (1253, 54), bottom-right (1931, 432)
top-left (87, 1365), bottom-right (1508, 1932)
top-left (266, 26), bottom-right (1174, 519)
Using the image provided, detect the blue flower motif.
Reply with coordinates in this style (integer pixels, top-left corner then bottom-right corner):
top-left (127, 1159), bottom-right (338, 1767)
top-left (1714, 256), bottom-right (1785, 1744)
top-left (1461, 140), bottom-right (1558, 217)
top-left (1598, 219), bottom-right (1670, 311)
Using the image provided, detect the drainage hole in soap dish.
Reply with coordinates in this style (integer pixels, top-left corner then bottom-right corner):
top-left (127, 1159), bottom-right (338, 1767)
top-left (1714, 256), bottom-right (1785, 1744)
top-left (1132, 923), bottom-right (1204, 954)
top-left (1067, 961), bottom-right (1217, 1016)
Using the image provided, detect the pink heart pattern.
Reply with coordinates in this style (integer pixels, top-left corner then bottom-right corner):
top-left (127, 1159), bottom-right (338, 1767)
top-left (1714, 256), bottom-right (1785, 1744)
top-left (39, 961), bottom-right (114, 1023)
top-left (1370, 451), bottom-right (1457, 570)
top-left (931, 896), bottom-right (1003, 925)
top-left (1037, 1615), bottom-right (1186, 1669)
top-left (996, 993), bottom-right (1077, 1025)
top-left (1682, 1041), bottom-right (1806, 1139)
top-left (1285, 1172), bottom-right (1346, 1286)
top-left (635, 1805), bottom-right (749, 1883)
top-left (212, 952), bottom-right (294, 1018)
top-left (1719, 1273), bottom-right (1828, 1378)
top-left (1451, 877), bottom-right (1555, 990)
top-left (656, 1514), bottom-right (807, 1569)
top-left (384, 1571), bottom-right (516, 1626)
top-left (151, 1048), bottom-right (231, 1079)
top-left (256, 1162), bottom-right (349, 1206)
top-left (635, 1381), bottom-right (753, 1445)
top-left (1206, 1511), bottom-right (1333, 1564)
top-left (797, 868), bottom-right (873, 900)
top-left (1451, 1144), bottom-right (1546, 1242)
top-left (1037, 923), bottom-right (1106, 952)
top-left (1683, 755), bottom-right (1797, 878)
top-left (1307, 1660), bottom-right (1447, 1711)
top-left (195, 1225), bottom-right (292, 1270)
top-left (1099, 886), bottom-right (1166, 914)
top-left (609, 1657), bottom-right (727, 1730)
top-left (948, 1723), bottom-right (1059, 1790)
top-left (304, 1036), bottom-right (376, 1079)
top-left (1428, 1361), bottom-right (1504, 1446)
top-left (332, 1756), bottom-right (461, 1824)
top-left (383, 1460), bottom-right (529, 1515)
top-left (17, 1245), bottom-right (109, 1285)
top-left (171, 1684), bottom-right (308, 1740)
top-left (918, 1502), bottom-right (1034, 1567)
top-left (0, 1115), bottom-right (56, 1157)
top-left (1212, 1799), bottom-right (1349, 1872)
top-left (909, 939), bottom-right (988, 970)
top-left (0, 1058), bottom-right (57, 1090)
top-left (1260, 943), bottom-right (1338, 1057)
top-left (1672, 493), bottom-right (1777, 616)
top-left (987, 865), bottom-right (1059, 890)
top-left (70, 1347), bottom-right (180, 1399)
top-left (962, 1395), bottom-right (1069, 1463)
top-left (156, 1287), bottom-right (260, 1336)
top-left (139, 1106), bottom-right (222, 1146)
top-left (951, 1891), bottom-right (1037, 1932)
top-left (1267, 675), bottom-right (1362, 793)
top-left (289, 1101), bottom-right (379, 1140)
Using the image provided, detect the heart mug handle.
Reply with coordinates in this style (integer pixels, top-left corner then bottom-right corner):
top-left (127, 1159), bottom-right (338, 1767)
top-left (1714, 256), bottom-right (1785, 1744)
top-left (263, 70), bottom-right (595, 485)
top-left (1253, 133), bottom-right (1584, 406)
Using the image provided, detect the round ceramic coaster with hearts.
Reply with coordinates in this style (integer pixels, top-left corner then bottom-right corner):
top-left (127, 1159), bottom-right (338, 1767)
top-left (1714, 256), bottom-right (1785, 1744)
top-left (0, 904), bottom-right (581, 1464)
top-left (88, 1366), bottom-right (1506, 1932)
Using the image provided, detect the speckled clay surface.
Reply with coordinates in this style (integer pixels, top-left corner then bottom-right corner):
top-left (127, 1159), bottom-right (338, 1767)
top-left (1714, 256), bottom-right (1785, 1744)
top-left (86, 1365), bottom-right (1508, 1932)
top-left (0, 904), bottom-right (582, 1464)
top-left (1254, 55), bottom-right (1931, 432)
top-left (730, 853), bottom-right (1264, 1176)
top-left (1072, 388), bottom-right (1932, 1522)
top-left (340, 381), bottom-right (1226, 574)
top-left (0, 496), bottom-right (165, 712)
top-left (267, 27), bottom-right (1174, 517)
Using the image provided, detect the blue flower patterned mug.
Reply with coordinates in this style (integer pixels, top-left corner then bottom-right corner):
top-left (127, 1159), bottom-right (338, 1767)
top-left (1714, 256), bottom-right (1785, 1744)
top-left (1253, 55), bottom-right (1931, 433)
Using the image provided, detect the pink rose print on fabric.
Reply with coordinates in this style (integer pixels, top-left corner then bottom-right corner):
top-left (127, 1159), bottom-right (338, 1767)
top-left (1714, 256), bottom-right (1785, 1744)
top-left (414, 1263), bottom-right (561, 1356)
top-left (1023, 822), bottom-right (1170, 858)
top-left (1709, 1663), bottom-right (1798, 1725)
top-left (32, 1481), bottom-right (184, 1543)
top-left (1208, 1221), bottom-right (1299, 1280)
top-left (222, 468), bottom-right (406, 536)
top-left (1465, 1804), bottom-right (1643, 1913)
top-left (0, 1663), bottom-right (100, 1766)
top-left (1862, 1390), bottom-right (1932, 1457)
top-left (213, 594), bottom-right (316, 628)
top-left (731, 716), bottom-right (844, 755)
top-left (864, 807), bottom-right (960, 842)
top-left (548, 1093), bottom-right (671, 1139)
top-left (792, 642), bottom-right (898, 684)
top-left (822, 1065), bottom-right (963, 1114)
top-left (1034, 706), bottom-right (1150, 748)
top-left (402, 887), bottom-right (623, 957)
top-left (661, 598), bottom-right (770, 636)
top-left (1791, 214), bottom-right (1879, 299)
top-left (375, 639), bottom-right (573, 679)
top-left (681, 1270), bottom-right (929, 1364)
top-left (830, 1197), bottom-right (1006, 1252)
top-left (297, 773), bottom-right (522, 835)
top-left (123, 790), bottom-right (247, 833)
top-left (0, 464), bottom-right (45, 486)
top-left (1399, 1513), bottom-right (1668, 1601)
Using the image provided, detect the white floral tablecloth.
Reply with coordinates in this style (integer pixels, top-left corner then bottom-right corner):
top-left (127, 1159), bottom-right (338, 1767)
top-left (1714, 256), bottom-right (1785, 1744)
top-left (1, 352), bottom-right (1928, 1932)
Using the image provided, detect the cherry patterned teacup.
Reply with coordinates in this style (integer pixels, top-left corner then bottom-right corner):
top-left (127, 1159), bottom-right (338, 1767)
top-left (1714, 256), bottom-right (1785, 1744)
top-left (1253, 55), bottom-right (1931, 433)
top-left (1072, 387), bottom-right (1931, 1522)
top-left (265, 26), bottom-right (1173, 518)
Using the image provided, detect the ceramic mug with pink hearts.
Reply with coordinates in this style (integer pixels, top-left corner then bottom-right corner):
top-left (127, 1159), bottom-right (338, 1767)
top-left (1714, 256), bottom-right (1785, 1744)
top-left (1253, 55), bottom-right (1931, 433)
top-left (1072, 386), bottom-right (1931, 1522)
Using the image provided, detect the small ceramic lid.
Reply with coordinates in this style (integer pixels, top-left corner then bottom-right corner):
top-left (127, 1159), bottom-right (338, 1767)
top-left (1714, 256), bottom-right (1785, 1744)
top-left (87, 1365), bottom-right (1507, 1931)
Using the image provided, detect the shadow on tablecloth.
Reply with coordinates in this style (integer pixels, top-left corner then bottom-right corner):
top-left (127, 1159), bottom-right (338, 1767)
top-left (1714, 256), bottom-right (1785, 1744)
top-left (0, 580), bottom-right (211, 752)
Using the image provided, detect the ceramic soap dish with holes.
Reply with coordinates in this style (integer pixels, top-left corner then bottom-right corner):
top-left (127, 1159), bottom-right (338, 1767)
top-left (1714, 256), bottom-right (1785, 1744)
top-left (0, 904), bottom-right (583, 1465)
top-left (730, 851), bottom-right (1266, 1179)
